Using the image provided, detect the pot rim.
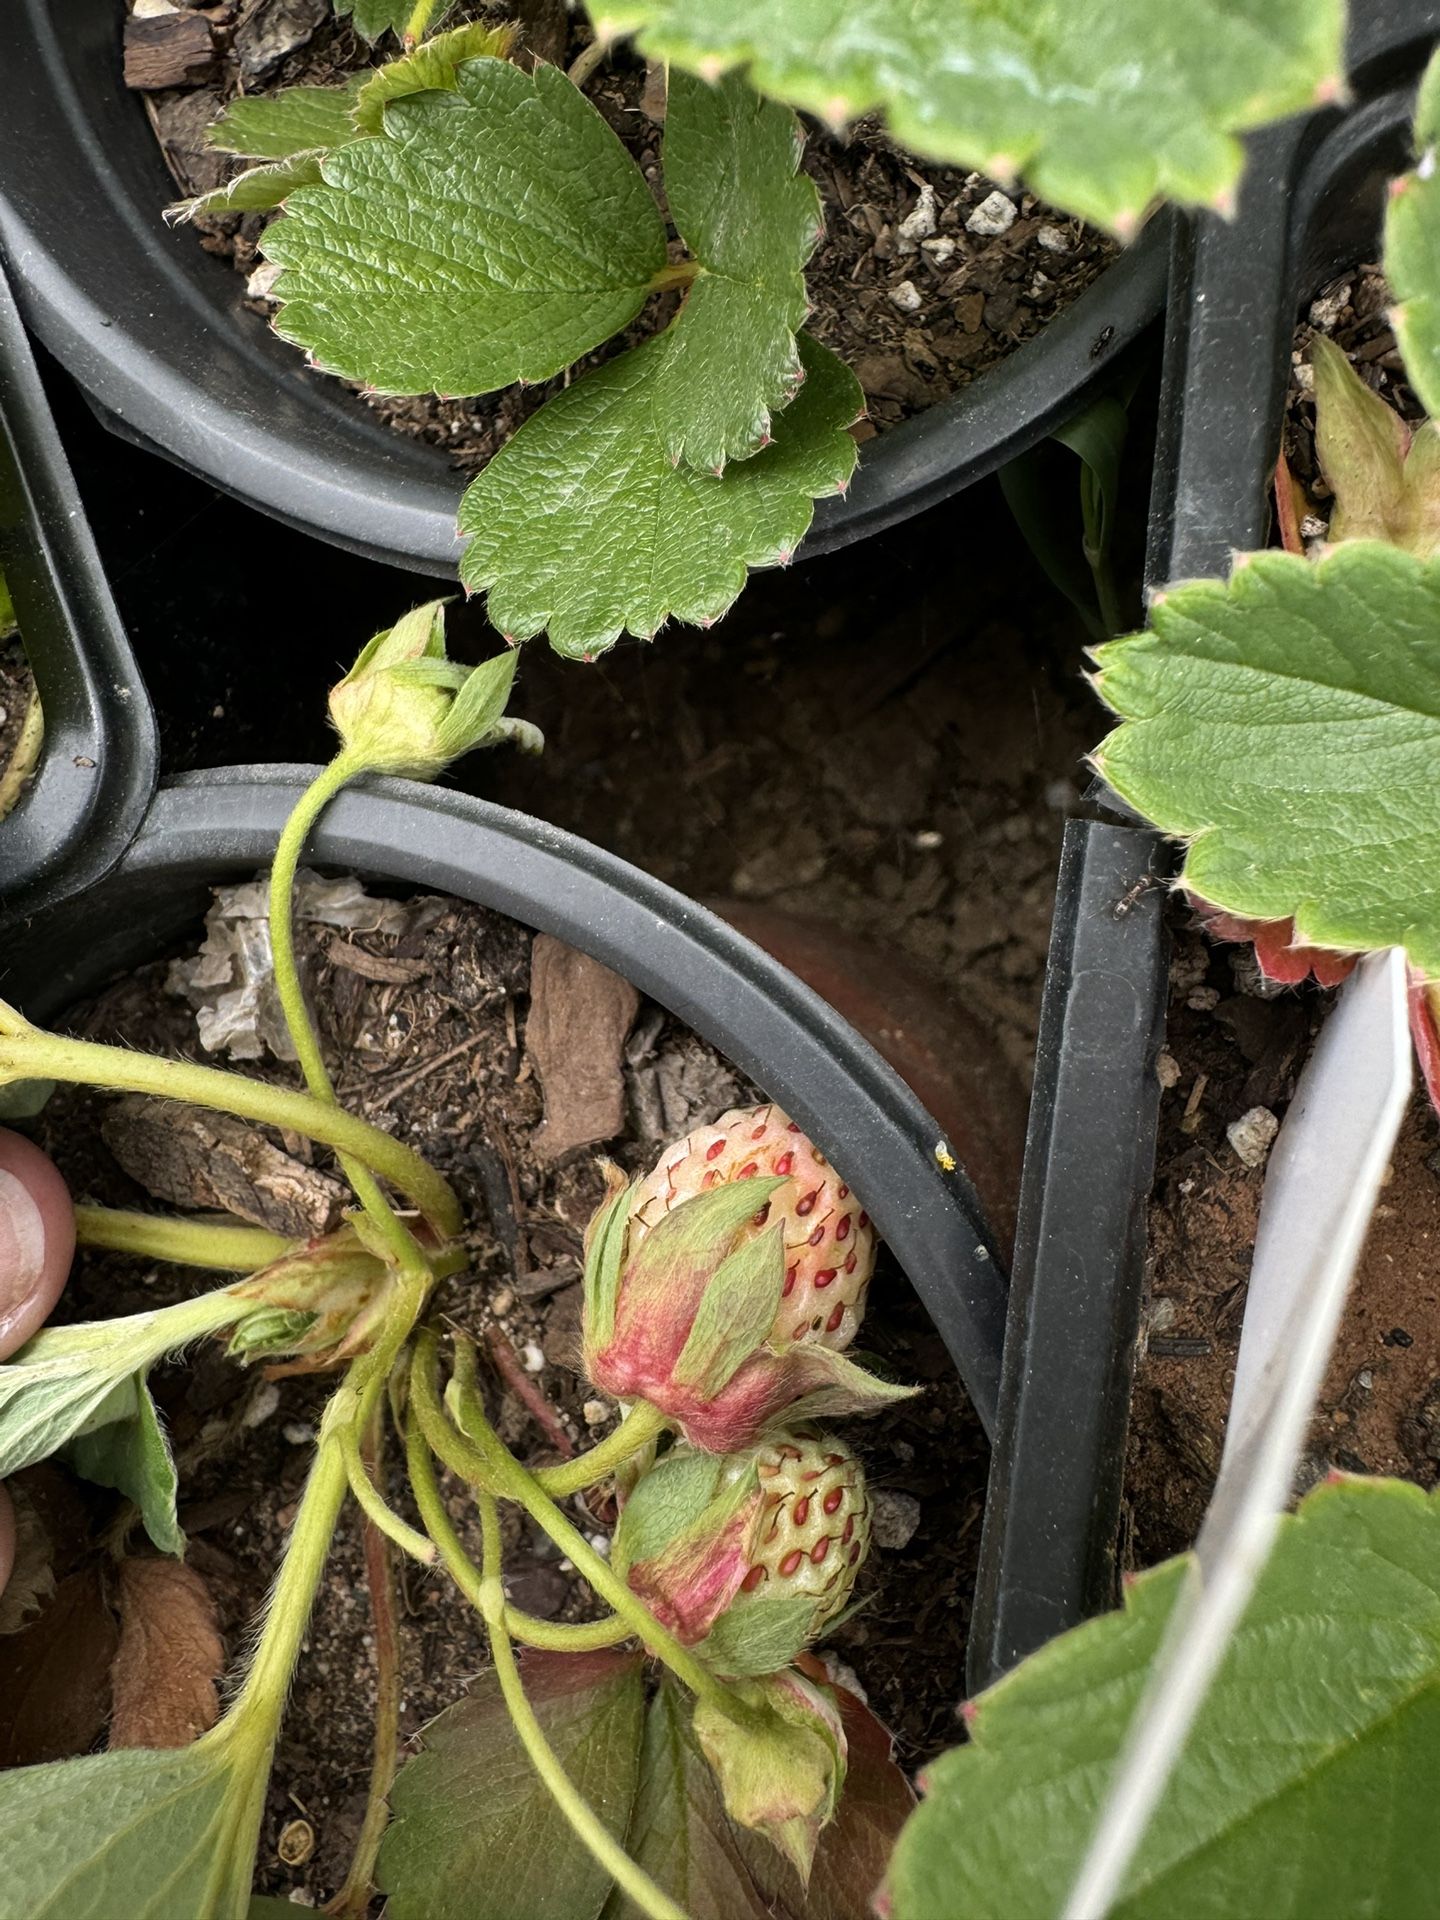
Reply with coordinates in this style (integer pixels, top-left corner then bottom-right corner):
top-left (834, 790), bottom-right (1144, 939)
top-left (0, 764), bottom-right (1009, 1433)
top-left (0, 0), bottom-right (1168, 578)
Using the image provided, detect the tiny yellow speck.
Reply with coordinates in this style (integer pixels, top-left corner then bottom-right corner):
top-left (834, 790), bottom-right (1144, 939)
top-left (934, 1141), bottom-right (956, 1172)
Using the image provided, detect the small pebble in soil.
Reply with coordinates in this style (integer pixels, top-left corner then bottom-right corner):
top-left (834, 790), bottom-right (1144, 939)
top-left (491, 1287), bottom-right (515, 1316)
top-left (1155, 1051), bottom-right (1182, 1091)
top-left (1385, 1327), bottom-right (1415, 1348)
top-left (282, 1422), bottom-right (315, 1446)
top-left (243, 1381), bottom-right (281, 1428)
top-left (966, 189), bottom-right (1017, 236)
top-left (1309, 282), bottom-right (1352, 331)
top-left (582, 1399), bottom-right (609, 1427)
top-left (1037, 223), bottom-right (1071, 253)
top-left (870, 1489), bottom-right (922, 1552)
top-left (1227, 1105), bottom-right (1279, 1169)
top-left (921, 235), bottom-right (957, 265)
top-left (889, 279), bottom-right (923, 313)
top-left (521, 1342), bottom-right (545, 1373)
top-left (896, 185), bottom-right (939, 251)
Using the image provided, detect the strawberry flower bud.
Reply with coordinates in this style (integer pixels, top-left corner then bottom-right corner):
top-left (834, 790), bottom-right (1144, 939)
top-left (226, 1221), bottom-right (397, 1373)
top-left (692, 1666), bottom-right (847, 1883)
top-left (614, 1428), bottom-right (870, 1678)
top-left (582, 1109), bottom-right (909, 1453)
top-left (329, 599), bottom-right (541, 779)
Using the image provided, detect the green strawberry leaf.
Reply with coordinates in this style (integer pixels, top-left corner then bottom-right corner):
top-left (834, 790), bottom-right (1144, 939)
top-left (352, 19), bottom-right (517, 134)
top-left (458, 330), bottom-right (862, 657)
top-left (172, 152), bottom-right (327, 223)
top-left (1386, 48), bottom-right (1440, 423)
top-left (265, 58), bottom-right (667, 396)
top-left (0, 1294), bottom-right (236, 1489)
top-left (0, 1738), bottom-right (265, 1920)
top-left (884, 1476), bottom-right (1440, 1919)
top-left (1309, 334), bottom-right (1440, 556)
top-left (377, 1649), bottom-right (646, 1920)
top-left (333, 0), bottom-right (427, 44)
top-left (589, 0), bottom-right (1343, 234)
top-left (654, 71), bottom-right (821, 471)
top-left (1092, 543), bottom-right (1440, 977)
top-left (606, 1676), bottom-right (911, 1919)
top-left (62, 1373), bottom-right (184, 1557)
top-left (206, 75), bottom-right (369, 159)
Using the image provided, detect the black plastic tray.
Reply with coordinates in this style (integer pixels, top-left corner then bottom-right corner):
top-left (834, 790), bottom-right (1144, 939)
top-left (0, 252), bottom-right (156, 918)
top-left (0, 0), bottom-right (1168, 578)
top-left (0, 766), bottom-right (1010, 1436)
top-left (967, 0), bottom-right (1440, 1692)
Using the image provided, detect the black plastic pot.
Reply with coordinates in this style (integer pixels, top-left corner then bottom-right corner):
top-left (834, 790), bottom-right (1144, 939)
top-left (0, 0), bottom-right (1169, 578)
top-left (0, 254), bottom-right (156, 918)
top-left (967, 0), bottom-right (1440, 1693)
top-left (0, 766), bottom-right (1009, 1434)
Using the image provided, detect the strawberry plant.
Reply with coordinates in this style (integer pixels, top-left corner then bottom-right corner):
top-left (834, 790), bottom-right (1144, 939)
top-left (1090, 43), bottom-right (1440, 1111)
top-left (179, 3), bottom-right (1342, 656)
top-left (0, 602), bottom-right (918, 1916)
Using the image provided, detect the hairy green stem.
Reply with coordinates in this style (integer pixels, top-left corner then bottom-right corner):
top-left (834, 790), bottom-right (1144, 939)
top-left (533, 1400), bottom-right (668, 1498)
top-left (268, 754), bottom-right (433, 1278)
top-left (406, 1415), bottom-right (632, 1651)
top-left (341, 1418), bottom-right (436, 1565)
top-left (477, 1492), bottom-right (691, 1920)
top-left (403, 0), bottom-right (443, 45)
top-left (411, 1333), bottom-right (735, 1714)
top-left (326, 1411), bottom-right (404, 1920)
top-left (0, 1020), bottom-right (461, 1239)
top-left (74, 1205), bottom-right (294, 1272)
top-left (221, 1404), bottom-right (351, 1737)
top-left (506, 1610), bottom-right (634, 1652)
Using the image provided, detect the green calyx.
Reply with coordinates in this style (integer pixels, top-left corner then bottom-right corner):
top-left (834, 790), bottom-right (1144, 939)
top-left (692, 1667), bottom-right (846, 1884)
top-left (327, 599), bottom-right (541, 777)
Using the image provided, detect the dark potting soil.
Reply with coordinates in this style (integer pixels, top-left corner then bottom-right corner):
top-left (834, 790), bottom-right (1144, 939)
top-left (132, 0), bottom-right (1117, 471)
top-left (1123, 906), bottom-right (1440, 1571)
top-left (6, 889), bottom-right (987, 1908)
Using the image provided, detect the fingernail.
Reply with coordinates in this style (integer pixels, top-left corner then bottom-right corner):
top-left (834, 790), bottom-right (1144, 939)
top-left (0, 1167), bottom-right (46, 1346)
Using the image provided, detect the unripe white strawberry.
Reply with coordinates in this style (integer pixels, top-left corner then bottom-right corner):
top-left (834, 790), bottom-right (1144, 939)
top-left (616, 1428), bottom-right (870, 1675)
top-left (629, 1104), bottom-right (877, 1351)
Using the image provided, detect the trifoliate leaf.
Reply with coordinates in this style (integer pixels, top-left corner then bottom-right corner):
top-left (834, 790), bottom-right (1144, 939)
top-left (1386, 48), bottom-right (1440, 423)
top-left (333, 0), bottom-right (426, 43)
top-left (884, 1477), bottom-right (1440, 1919)
top-left (206, 75), bottom-right (368, 159)
top-left (265, 58), bottom-right (667, 396)
top-left (1092, 543), bottom-right (1440, 978)
top-left (352, 19), bottom-right (517, 134)
top-left (0, 1737), bottom-right (263, 1920)
top-left (653, 71), bottom-right (820, 470)
top-left (590, 0), bottom-right (1343, 233)
top-left (458, 330), bottom-right (862, 656)
top-left (171, 152), bottom-right (326, 223)
top-left (377, 1650), bottom-right (646, 1919)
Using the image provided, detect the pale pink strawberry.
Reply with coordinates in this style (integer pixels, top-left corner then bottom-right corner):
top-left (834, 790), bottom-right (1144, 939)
top-left (618, 1429), bottom-right (870, 1672)
top-left (628, 1104), bottom-right (877, 1352)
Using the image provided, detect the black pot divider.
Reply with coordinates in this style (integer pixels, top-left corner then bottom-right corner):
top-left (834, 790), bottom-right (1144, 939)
top-left (0, 254), bottom-right (156, 918)
top-left (0, 768), bottom-right (1009, 1436)
top-left (968, 0), bottom-right (1440, 1695)
top-left (0, 0), bottom-right (1169, 576)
